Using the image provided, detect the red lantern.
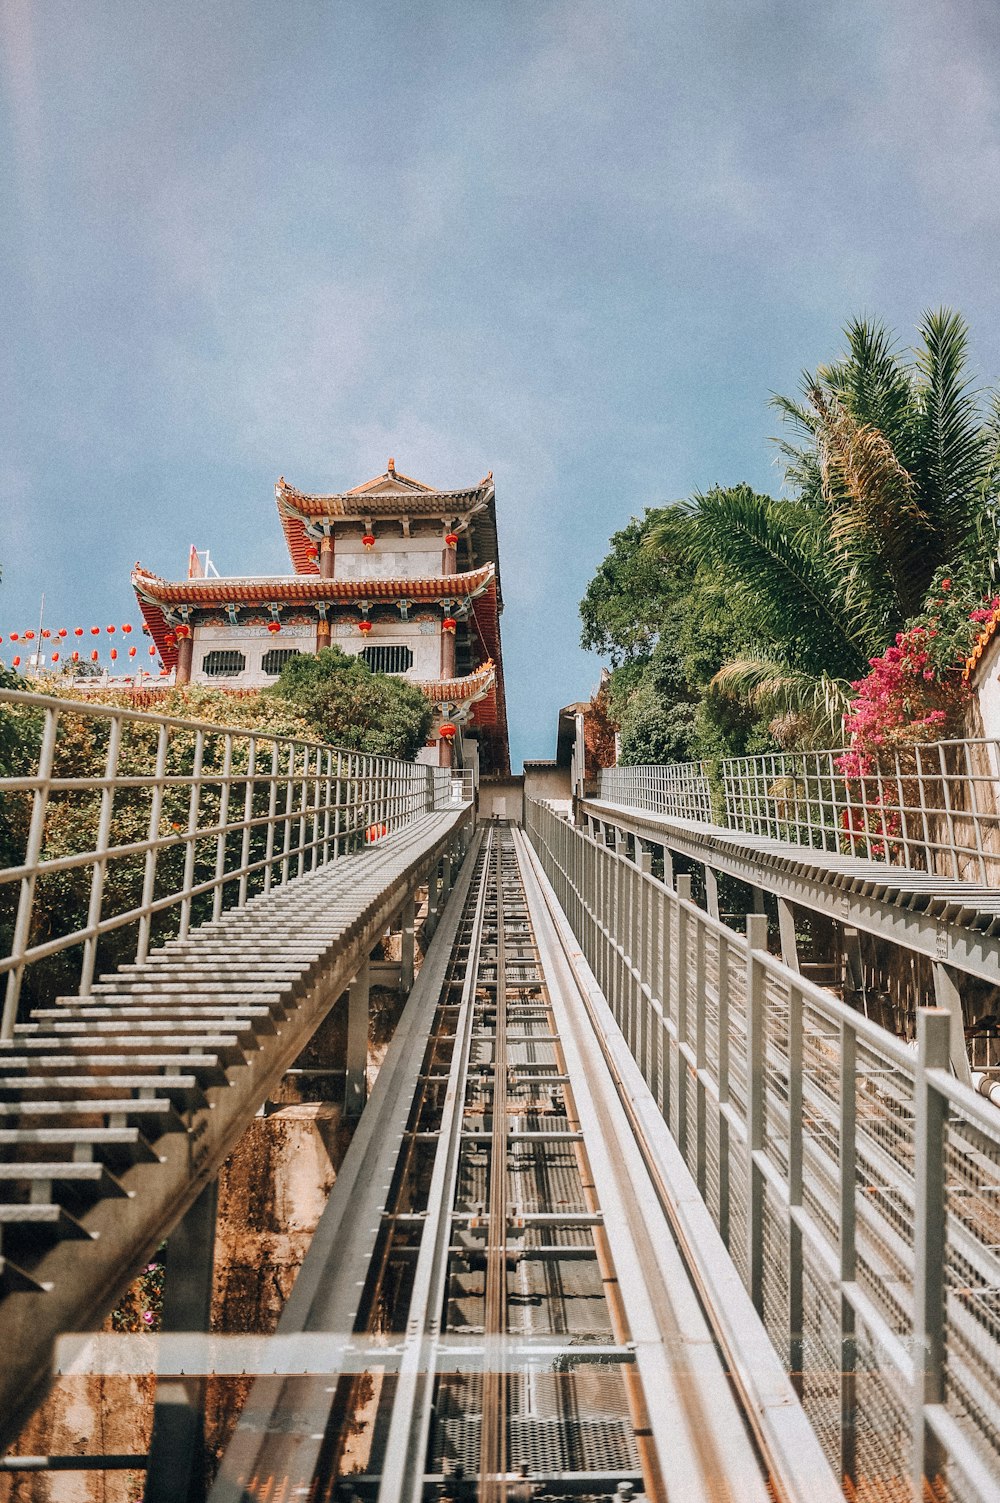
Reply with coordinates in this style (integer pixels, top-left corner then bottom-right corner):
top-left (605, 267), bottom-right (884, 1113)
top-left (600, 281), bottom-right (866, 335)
top-left (58, 629), bottom-right (67, 638)
top-left (361, 533), bottom-right (376, 549)
top-left (122, 624), bottom-right (132, 634)
top-left (439, 722), bottom-right (457, 741)
top-left (51, 652), bottom-right (59, 663)
top-left (107, 625), bottom-right (115, 634)
top-left (110, 648), bottom-right (118, 661)
top-left (74, 627), bottom-right (83, 637)
top-left (72, 651), bottom-right (80, 663)
top-left (358, 619), bottom-right (373, 635)
top-left (149, 645), bottom-right (156, 657)
top-left (91, 626), bottom-right (100, 636)
top-left (90, 649), bottom-right (99, 662)
top-left (0, 636), bottom-right (3, 644)
top-left (442, 616), bottom-right (457, 634)
top-left (267, 621), bottom-right (281, 634)
top-left (305, 544), bottom-right (318, 561)
top-left (11, 656), bottom-right (20, 668)
top-left (41, 629), bottom-right (50, 639)
top-left (24, 631), bottom-right (34, 640)
top-left (164, 632), bottom-right (176, 648)
top-left (444, 532), bottom-right (459, 547)
top-left (128, 646), bottom-right (137, 658)
top-left (9, 633), bottom-right (18, 642)
top-left (174, 623), bottom-right (190, 640)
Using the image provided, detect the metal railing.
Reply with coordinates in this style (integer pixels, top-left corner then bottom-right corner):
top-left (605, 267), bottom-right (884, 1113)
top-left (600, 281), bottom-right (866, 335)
top-left (527, 799), bottom-right (1000, 1502)
top-left (0, 688), bottom-right (459, 1035)
top-left (598, 738), bottom-right (1000, 882)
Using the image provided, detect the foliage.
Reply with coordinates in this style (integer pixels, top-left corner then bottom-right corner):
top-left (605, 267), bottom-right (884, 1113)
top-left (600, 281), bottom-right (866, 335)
top-left (111, 1256), bottom-right (165, 1332)
top-left (266, 647), bottom-right (433, 759)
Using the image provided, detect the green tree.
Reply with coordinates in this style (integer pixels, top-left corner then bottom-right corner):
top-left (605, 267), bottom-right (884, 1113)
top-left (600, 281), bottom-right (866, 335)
top-left (267, 647), bottom-right (433, 759)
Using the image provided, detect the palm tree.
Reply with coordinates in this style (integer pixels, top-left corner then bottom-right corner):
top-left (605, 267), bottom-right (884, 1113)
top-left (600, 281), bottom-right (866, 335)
top-left (648, 310), bottom-right (1000, 738)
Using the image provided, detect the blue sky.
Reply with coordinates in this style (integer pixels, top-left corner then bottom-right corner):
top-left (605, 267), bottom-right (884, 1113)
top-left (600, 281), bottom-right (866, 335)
top-left (2, 0), bottom-right (999, 769)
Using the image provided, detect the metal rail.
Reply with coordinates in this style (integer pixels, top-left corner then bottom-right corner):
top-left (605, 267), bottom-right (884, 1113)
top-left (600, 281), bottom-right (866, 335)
top-left (0, 686), bottom-right (469, 1035)
top-left (599, 737), bottom-right (1000, 882)
top-left (211, 821), bottom-right (797, 1501)
top-left (527, 798), bottom-right (1000, 1502)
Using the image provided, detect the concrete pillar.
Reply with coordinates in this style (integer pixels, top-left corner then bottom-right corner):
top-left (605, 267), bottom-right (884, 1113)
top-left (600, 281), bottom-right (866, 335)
top-left (777, 898), bottom-right (799, 971)
top-left (400, 897), bottom-right (416, 993)
top-left (676, 873), bottom-right (692, 902)
top-left (637, 845), bottom-right (652, 875)
top-left (751, 886), bottom-right (767, 915)
top-left (146, 1178), bottom-right (218, 1503)
top-left (175, 632), bottom-right (193, 686)
top-left (345, 957), bottom-right (370, 1117)
top-left (705, 865), bottom-right (720, 920)
top-left (932, 962), bottom-right (973, 1087)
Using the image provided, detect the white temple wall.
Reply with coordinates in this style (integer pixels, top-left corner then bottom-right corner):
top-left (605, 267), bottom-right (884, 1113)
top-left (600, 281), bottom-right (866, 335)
top-left (333, 536), bottom-right (445, 581)
top-left (190, 621), bottom-right (443, 689)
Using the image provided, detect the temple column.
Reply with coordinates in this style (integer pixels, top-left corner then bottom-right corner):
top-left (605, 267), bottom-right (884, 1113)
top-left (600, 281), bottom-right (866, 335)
top-left (175, 633), bottom-right (193, 686)
top-left (316, 534), bottom-right (334, 651)
top-left (440, 623), bottom-right (456, 679)
top-left (442, 530), bottom-right (457, 576)
top-left (438, 735), bottom-right (453, 769)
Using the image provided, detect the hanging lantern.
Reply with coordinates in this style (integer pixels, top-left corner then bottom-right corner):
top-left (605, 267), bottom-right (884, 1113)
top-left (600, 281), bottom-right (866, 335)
top-left (439, 722), bottom-right (457, 742)
top-left (149, 645), bottom-right (156, 657)
top-left (122, 624), bottom-right (132, 634)
top-left (128, 646), bottom-right (137, 658)
top-left (267, 621), bottom-right (282, 634)
top-left (11, 656), bottom-right (20, 668)
top-left (41, 629), bottom-right (50, 639)
top-left (305, 544), bottom-right (319, 561)
top-left (358, 619), bottom-right (373, 635)
top-left (444, 532), bottom-right (459, 547)
top-left (361, 533), bottom-right (376, 549)
top-left (51, 652), bottom-right (59, 663)
top-left (90, 649), bottom-right (99, 662)
top-left (91, 626), bottom-right (100, 636)
top-left (9, 633), bottom-right (18, 642)
top-left (58, 629), bottom-right (67, 639)
top-left (442, 616), bottom-right (457, 634)
top-left (107, 625), bottom-right (115, 634)
top-left (24, 631), bottom-right (35, 641)
top-left (110, 648), bottom-right (118, 661)
top-left (74, 627), bottom-right (83, 637)
top-left (72, 651), bottom-right (79, 663)
top-left (164, 632), bottom-right (177, 648)
top-left (159, 668), bottom-right (169, 677)
top-left (174, 623), bottom-right (189, 640)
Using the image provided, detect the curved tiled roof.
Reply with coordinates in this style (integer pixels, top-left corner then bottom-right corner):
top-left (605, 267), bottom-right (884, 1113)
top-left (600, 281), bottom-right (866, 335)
top-left (131, 562), bottom-right (495, 668)
top-left (420, 661), bottom-right (496, 709)
top-left (964, 604), bottom-right (1000, 682)
top-left (275, 470), bottom-right (494, 577)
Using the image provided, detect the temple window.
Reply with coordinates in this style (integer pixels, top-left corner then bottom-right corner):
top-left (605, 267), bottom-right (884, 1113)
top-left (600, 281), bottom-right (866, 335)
top-left (201, 649), bottom-right (247, 678)
top-left (361, 644), bottom-right (414, 675)
top-left (261, 647), bottom-right (302, 676)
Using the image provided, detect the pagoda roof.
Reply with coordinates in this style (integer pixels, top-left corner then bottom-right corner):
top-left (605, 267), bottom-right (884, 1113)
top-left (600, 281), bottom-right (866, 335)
top-left (131, 561), bottom-right (496, 667)
top-left (420, 660), bottom-right (497, 715)
top-left (274, 465), bottom-right (499, 587)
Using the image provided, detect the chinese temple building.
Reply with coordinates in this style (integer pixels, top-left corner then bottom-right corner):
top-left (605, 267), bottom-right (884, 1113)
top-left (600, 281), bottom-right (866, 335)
top-left (131, 461), bottom-right (509, 774)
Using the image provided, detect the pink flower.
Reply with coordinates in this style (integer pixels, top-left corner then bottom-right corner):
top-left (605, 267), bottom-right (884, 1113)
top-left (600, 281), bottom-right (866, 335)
top-left (142, 1310), bottom-right (155, 1325)
top-left (941, 578), bottom-right (951, 590)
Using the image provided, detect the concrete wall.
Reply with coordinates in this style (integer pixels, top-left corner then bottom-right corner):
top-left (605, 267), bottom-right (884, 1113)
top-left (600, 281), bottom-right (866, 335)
top-left (333, 536), bottom-right (445, 580)
top-left (975, 635), bottom-right (1000, 744)
top-left (190, 619), bottom-right (443, 689)
top-left (479, 776), bottom-right (524, 822)
top-left (523, 763), bottom-right (572, 806)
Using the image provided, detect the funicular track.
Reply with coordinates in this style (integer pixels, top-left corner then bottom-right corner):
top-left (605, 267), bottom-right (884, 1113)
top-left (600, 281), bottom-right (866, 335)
top-left (214, 823), bottom-right (790, 1503)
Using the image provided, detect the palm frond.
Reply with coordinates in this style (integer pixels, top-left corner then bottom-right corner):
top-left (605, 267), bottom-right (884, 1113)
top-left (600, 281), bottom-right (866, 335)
top-left (710, 655), bottom-right (851, 735)
top-left (912, 307), bottom-right (989, 552)
top-left (809, 386), bottom-right (932, 619)
top-left (688, 486), bottom-right (872, 676)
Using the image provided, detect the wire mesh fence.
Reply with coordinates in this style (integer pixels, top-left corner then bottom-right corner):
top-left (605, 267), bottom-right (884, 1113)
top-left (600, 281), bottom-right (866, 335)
top-left (527, 798), bottom-right (1000, 1502)
top-left (0, 688), bottom-right (461, 1033)
top-left (598, 738), bottom-right (1000, 883)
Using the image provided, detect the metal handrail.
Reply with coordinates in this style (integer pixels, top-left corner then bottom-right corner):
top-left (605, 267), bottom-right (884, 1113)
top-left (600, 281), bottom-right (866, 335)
top-left (598, 737), bottom-right (1000, 883)
top-left (0, 688), bottom-right (458, 1035)
top-left (527, 799), bottom-right (1000, 1501)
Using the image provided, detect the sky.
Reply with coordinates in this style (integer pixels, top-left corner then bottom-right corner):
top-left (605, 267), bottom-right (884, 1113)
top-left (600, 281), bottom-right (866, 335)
top-left (2, 0), bottom-right (1000, 769)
